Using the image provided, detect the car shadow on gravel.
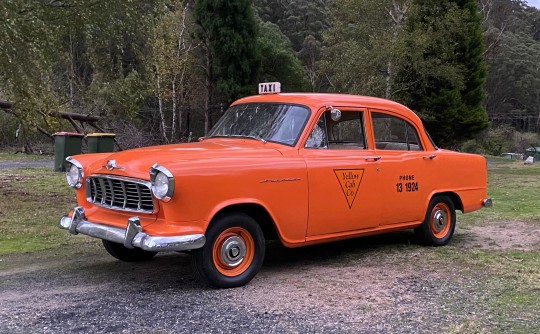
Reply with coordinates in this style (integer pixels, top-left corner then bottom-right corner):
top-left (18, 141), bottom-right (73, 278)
top-left (61, 251), bottom-right (202, 290)
top-left (262, 230), bottom-right (418, 269)
top-left (55, 230), bottom-right (419, 290)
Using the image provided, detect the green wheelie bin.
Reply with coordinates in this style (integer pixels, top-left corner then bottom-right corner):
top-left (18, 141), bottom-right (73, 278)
top-left (87, 133), bottom-right (116, 153)
top-left (53, 132), bottom-right (84, 172)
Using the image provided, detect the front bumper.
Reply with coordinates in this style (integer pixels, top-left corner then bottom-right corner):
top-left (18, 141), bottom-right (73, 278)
top-left (59, 206), bottom-right (205, 252)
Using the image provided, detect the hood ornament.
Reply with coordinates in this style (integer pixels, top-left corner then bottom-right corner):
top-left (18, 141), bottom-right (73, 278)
top-left (105, 159), bottom-right (123, 171)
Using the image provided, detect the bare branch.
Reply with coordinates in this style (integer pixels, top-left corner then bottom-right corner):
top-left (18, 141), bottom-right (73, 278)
top-left (48, 110), bottom-right (100, 123)
top-left (482, 25), bottom-right (505, 57)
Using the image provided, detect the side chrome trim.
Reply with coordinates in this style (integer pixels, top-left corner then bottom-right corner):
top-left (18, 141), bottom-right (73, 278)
top-left (59, 207), bottom-right (205, 252)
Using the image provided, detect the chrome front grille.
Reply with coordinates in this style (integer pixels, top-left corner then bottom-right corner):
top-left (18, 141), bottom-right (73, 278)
top-left (86, 175), bottom-right (154, 213)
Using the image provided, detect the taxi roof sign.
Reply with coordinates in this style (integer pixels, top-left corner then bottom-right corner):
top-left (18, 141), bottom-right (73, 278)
top-left (259, 82), bottom-right (281, 94)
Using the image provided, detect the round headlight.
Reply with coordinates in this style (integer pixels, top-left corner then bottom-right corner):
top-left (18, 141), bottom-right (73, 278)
top-left (150, 164), bottom-right (174, 202)
top-left (153, 172), bottom-right (169, 198)
top-left (65, 157), bottom-right (83, 188)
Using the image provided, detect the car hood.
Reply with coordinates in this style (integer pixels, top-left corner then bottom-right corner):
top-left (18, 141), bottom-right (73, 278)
top-left (83, 139), bottom-right (285, 179)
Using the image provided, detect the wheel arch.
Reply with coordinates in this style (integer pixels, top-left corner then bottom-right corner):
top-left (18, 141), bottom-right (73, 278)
top-left (430, 191), bottom-right (463, 212)
top-left (210, 202), bottom-right (280, 241)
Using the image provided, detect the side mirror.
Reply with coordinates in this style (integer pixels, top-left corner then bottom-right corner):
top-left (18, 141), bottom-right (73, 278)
top-left (331, 109), bottom-right (341, 121)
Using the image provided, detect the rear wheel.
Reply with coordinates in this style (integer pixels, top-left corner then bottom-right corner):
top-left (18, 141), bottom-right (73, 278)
top-left (192, 213), bottom-right (265, 288)
top-left (415, 195), bottom-right (456, 246)
top-left (102, 240), bottom-right (157, 262)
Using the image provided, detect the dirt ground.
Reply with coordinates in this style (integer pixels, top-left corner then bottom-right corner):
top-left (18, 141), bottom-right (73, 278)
top-left (1, 220), bottom-right (539, 334)
top-left (458, 220), bottom-right (540, 251)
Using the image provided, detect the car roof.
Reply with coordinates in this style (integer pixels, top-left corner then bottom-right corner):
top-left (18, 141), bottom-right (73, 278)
top-left (234, 93), bottom-right (414, 115)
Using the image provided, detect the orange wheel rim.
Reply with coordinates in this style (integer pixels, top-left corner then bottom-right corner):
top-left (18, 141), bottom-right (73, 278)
top-left (212, 227), bottom-right (255, 277)
top-left (430, 203), bottom-right (451, 239)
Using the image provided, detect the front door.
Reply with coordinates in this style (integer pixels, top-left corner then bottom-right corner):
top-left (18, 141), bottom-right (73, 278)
top-left (301, 108), bottom-right (382, 237)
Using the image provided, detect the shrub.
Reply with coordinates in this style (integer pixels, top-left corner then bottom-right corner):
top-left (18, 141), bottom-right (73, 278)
top-left (460, 126), bottom-right (539, 156)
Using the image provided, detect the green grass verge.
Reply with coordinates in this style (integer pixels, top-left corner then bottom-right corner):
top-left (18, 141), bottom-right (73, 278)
top-left (0, 151), bottom-right (54, 162)
top-left (0, 167), bottom-right (87, 254)
top-left (459, 157), bottom-right (540, 224)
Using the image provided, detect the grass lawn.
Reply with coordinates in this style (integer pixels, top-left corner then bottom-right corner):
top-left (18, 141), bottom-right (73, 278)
top-left (459, 156), bottom-right (540, 224)
top-left (0, 167), bottom-right (88, 254)
top-left (0, 151), bottom-right (54, 162)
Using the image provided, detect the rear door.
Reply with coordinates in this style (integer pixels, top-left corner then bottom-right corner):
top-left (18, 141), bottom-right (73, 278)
top-left (370, 110), bottom-right (435, 225)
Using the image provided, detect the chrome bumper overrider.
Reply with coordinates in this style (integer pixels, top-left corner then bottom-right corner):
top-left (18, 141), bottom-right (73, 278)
top-left (59, 206), bottom-right (205, 252)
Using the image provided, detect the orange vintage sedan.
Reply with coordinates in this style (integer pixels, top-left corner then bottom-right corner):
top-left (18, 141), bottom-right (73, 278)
top-left (60, 83), bottom-right (491, 288)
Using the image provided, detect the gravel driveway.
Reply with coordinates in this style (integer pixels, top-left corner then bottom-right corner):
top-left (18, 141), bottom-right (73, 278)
top-left (2, 226), bottom-right (537, 334)
top-left (1, 239), bottom-right (428, 334)
top-left (0, 160), bottom-right (54, 169)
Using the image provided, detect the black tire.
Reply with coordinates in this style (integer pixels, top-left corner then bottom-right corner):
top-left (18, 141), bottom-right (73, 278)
top-left (415, 195), bottom-right (456, 246)
top-left (102, 240), bottom-right (157, 262)
top-left (191, 213), bottom-right (265, 288)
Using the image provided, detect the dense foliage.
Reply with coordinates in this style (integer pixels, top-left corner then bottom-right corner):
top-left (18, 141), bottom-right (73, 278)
top-left (404, 0), bottom-right (489, 147)
top-left (0, 0), bottom-right (539, 151)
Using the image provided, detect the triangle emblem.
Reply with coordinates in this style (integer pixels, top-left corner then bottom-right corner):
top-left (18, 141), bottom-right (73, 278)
top-left (333, 169), bottom-right (364, 208)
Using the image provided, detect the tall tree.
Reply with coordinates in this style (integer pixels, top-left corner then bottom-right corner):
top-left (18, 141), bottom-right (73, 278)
top-left (257, 21), bottom-right (310, 92)
top-left (149, 1), bottom-right (199, 143)
top-left (0, 0), bottom-right (60, 149)
top-left (321, 0), bottom-right (412, 98)
top-left (402, 0), bottom-right (489, 147)
top-left (194, 0), bottom-right (261, 133)
top-left (480, 0), bottom-right (540, 132)
top-left (0, 0), bottom-right (161, 144)
top-left (322, 0), bottom-right (488, 147)
top-left (254, 0), bottom-right (330, 90)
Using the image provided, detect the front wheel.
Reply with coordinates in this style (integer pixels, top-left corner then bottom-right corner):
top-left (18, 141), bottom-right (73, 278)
top-left (102, 240), bottom-right (157, 262)
top-left (415, 196), bottom-right (456, 246)
top-left (191, 213), bottom-right (265, 288)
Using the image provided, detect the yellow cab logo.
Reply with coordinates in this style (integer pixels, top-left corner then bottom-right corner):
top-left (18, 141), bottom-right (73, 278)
top-left (334, 169), bottom-right (364, 208)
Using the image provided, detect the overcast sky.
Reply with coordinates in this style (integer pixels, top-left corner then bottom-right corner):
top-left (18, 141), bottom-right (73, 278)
top-left (527, 0), bottom-right (540, 8)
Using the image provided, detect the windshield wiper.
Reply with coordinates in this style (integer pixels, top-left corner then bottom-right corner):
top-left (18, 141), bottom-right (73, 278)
top-left (206, 135), bottom-right (267, 144)
top-left (227, 135), bottom-right (267, 144)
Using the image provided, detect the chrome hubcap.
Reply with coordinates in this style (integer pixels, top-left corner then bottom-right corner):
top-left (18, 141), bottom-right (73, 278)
top-left (220, 236), bottom-right (246, 267)
top-left (432, 209), bottom-right (447, 232)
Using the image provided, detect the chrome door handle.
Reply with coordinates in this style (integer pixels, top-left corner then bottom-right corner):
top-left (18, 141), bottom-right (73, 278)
top-left (423, 155), bottom-right (436, 160)
top-left (365, 156), bottom-right (381, 162)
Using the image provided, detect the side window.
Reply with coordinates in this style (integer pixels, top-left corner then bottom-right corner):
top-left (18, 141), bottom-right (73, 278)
top-left (372, 112), bottom-right (423, 151)
top-left (305, 110), bottom-right (366, 150)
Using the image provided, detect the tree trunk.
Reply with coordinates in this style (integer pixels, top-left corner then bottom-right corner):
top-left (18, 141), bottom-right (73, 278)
top-left (204, 48), bottom-right (213, 135)
top-left (48, 110), bottom-right (99, 122)
top-left (69, 32), bottom-right (75, 105)
top-left (386, 0), bottom-right (408, 99)
top-left (385, 59), bottom-right (393, 99)
top-left (171, 80), bottom-right (177, 142)
top-left (156, 72), bottom-right (168, 143)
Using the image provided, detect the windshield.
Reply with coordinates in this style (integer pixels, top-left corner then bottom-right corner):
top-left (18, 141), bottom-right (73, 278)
top-left (207, 103), bottom-right (311, 146)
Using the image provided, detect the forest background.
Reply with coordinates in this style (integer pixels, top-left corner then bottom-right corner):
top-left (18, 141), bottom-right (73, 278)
top-left (0, 0), bottom-right (539, 155)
